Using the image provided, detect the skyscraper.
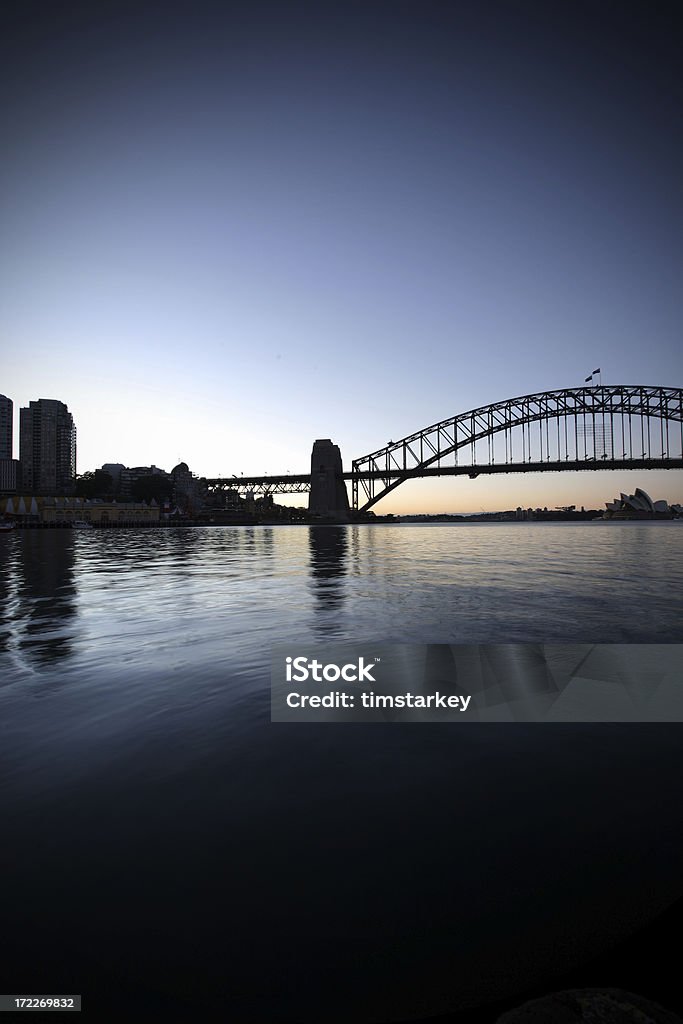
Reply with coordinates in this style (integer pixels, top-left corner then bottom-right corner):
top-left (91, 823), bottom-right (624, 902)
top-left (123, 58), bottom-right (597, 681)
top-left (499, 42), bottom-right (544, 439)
top-left (0, 394), bottom-right (12, 460)
top-left (20, 399), bottom-right (77, 494)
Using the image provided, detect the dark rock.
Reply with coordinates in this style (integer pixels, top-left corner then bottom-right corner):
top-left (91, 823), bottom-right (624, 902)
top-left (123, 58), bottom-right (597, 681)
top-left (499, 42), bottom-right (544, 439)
top-left (496, 988), bottom-right (683, 1024)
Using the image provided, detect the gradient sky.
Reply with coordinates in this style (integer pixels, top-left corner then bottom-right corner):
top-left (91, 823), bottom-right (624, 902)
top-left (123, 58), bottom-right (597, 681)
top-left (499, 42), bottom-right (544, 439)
top-left (2, 0), bottom-right (682, 512)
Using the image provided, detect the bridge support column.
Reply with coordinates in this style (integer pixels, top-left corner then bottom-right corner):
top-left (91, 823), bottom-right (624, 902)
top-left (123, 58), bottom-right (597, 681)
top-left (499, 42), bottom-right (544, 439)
top-left (309, 440), bottom-right (350, 521)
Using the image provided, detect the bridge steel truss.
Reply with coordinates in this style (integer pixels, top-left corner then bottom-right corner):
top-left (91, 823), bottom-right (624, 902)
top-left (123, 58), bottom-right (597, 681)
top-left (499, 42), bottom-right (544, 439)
top-left (351, 385), bottom-right (683, 511)
top-left (204, 475), bottom-right (311, 499)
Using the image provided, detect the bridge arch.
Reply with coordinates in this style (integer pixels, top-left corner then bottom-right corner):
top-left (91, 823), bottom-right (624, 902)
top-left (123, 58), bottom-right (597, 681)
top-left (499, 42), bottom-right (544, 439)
top-left (351, 385), bottom-right (683, 511)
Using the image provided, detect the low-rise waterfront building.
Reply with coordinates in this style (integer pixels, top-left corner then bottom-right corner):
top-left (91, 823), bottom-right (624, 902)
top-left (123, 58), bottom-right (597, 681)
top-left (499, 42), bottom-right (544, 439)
top-left (0, 495), bottom-right (39, 518)
top-left (41, 498), bottom-right (160, 525)
top-left (0, 495), bottom-right (160, 525)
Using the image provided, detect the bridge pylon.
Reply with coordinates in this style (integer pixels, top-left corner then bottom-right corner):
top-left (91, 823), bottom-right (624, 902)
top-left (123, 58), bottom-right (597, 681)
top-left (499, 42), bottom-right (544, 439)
top-left (309, 440), bottom-right (350, 521)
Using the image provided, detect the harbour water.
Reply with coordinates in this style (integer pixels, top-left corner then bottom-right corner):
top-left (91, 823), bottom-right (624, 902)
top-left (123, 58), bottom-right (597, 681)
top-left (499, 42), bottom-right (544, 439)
top-left (1, 523), bottom-right (682, 1021)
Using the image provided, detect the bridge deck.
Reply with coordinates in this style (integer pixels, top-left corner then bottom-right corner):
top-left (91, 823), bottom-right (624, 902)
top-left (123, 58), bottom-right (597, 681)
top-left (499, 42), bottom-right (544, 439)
top-left (204, 457), bottom-right (683, 491)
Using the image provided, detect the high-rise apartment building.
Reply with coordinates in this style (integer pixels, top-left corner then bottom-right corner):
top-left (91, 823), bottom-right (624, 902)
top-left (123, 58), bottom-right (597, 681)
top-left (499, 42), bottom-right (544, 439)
top-left (20, 399), bottom-right (77, 494)
top-left (0, 394), bottom-right (12, 459)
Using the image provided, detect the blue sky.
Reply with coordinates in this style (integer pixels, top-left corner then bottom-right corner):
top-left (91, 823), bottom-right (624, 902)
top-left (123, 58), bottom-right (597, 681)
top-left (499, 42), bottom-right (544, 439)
top-left (2, 1), bottom-right (681, 511)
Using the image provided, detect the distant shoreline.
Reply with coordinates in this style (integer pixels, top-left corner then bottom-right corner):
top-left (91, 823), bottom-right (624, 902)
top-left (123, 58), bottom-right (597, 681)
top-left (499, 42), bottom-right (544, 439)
top-left (4, 517), bottom-right (681, 531)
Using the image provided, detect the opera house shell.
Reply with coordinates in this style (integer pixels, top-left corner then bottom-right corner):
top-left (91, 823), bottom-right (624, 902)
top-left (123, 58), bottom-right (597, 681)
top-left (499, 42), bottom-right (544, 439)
top-left (604, 487), bottom-right (682, 519)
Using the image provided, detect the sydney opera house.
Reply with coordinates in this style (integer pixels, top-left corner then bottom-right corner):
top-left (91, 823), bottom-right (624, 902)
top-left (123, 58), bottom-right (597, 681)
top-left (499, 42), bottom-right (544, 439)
top-left (603, 487), bottom-right (682, 519)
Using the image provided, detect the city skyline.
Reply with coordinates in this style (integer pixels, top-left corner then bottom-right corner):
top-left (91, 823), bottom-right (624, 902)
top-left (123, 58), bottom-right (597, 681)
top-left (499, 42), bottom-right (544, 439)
top-left (2, 2), bottom-right (682, 512)
top-left (1, 382), bottom-right (682, 517)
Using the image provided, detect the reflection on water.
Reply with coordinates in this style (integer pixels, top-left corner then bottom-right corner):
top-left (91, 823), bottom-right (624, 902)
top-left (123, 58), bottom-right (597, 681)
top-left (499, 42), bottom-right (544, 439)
top-left (2, 524), bottom-right (681, 683)
top-left (309, 526), bottom-right (348, 633)
top-left (1, 531), bottom-right (76, 667)
top-left (1, 523), bottom-right (683, 1021)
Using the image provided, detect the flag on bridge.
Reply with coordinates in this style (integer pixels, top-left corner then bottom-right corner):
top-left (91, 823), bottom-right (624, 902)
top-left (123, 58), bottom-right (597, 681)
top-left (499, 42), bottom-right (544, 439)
top-left (585, 375), bottom-right (593, 382)
top-left (593, 367), bottom-right (601, 374)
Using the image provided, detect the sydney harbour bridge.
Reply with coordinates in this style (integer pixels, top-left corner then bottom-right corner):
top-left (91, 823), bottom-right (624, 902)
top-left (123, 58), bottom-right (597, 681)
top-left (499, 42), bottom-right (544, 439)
top-left (205, 385), bottom-right (683, 514)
